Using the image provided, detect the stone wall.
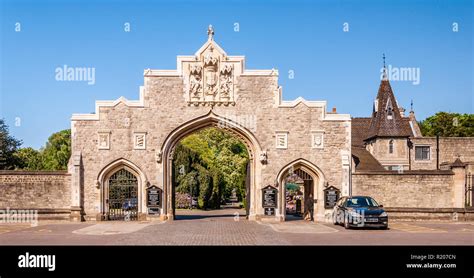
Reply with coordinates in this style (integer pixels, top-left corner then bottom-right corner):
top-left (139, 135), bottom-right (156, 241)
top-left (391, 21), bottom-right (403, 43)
top-left (384, 208), bottom-right (474, 221)
top-left (352, 170), bottom-right (455, 208)
top-left (411, 137), bottom-right (474, 170)
top-left (0, 171), bottom-right (71, 209)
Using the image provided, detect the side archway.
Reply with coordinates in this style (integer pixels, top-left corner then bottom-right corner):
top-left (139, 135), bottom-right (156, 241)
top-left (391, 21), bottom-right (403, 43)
top-left (276, 158), bottom-right (326, 221)
top-left (160, 110), bottom-right (263, 220)
top-left (97, 158), bottom-right (148, 220)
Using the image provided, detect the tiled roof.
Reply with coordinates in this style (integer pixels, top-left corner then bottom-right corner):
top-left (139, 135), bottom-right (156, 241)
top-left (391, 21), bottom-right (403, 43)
top-left (351, 146), bottom-right (385, 171)
top-left (365, 80), bottom-right (413, 140)
top-left (351, 117), bottom-right (371, 147)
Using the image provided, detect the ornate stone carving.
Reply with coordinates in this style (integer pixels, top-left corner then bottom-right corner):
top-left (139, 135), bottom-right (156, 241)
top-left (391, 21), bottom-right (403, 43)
top-left (259, 151), bottom-right (267, 164)
top-left (219, 64), bottom-right (233, 99)
top-left (98, 133), bottom-right (110, 150)
top-left (189, 65), bottom-right (202, 98)
top-left (156, 149), bottom-right (162, 163)
top-left (311, 131), bottom-right (324, 149)
top-left (203, 47), bottom-right (219, 96)
top-left (185, 27), bottom-right (235, 106)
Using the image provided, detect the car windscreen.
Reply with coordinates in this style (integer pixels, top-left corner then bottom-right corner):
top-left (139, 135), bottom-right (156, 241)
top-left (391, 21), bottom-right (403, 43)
top-left (346, 197), bottom-right (379, 207)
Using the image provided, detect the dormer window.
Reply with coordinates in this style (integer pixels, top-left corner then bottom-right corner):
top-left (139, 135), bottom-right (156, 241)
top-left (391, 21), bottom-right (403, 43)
top-left (387, 107), bottom-right (393, 119)
top-left (386, 98), bottom-right (394, 120)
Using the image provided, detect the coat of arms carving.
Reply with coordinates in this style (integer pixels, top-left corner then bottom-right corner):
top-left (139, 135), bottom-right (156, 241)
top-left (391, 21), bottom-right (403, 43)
top-left (184, 26), bottom-right (236, 106)
top-left (203, 49), bottom-right (218, 96)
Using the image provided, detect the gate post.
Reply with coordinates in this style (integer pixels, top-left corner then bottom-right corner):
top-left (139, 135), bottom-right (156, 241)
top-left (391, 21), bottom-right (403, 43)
top-left (451, 158), bottom-right (466, 209)
top-left (70, 151), bottom-right (84, 221)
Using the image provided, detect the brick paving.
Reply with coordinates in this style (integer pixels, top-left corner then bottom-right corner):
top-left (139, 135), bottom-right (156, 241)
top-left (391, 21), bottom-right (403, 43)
top-left (119, 216), bottom-right (289, 245)
top-left (0, 209), bottom-right (472, 245)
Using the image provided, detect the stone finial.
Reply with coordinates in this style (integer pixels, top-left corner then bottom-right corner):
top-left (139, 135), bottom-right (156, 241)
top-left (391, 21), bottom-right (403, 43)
top-left (207, 25), bottom-right (214, 40)
top-left (399, 106), bottom-right (405, 117)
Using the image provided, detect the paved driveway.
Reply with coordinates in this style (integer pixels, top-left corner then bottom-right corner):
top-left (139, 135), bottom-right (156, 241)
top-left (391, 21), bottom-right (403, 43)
top-left (0, 209), bottom-right (472, 245)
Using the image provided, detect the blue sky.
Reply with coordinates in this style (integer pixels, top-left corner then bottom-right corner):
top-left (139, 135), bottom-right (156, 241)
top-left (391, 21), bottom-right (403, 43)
top-left (1, 0), bottom-right (472, 149)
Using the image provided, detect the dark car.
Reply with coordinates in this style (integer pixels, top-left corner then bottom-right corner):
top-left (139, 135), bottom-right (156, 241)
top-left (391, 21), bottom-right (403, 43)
top-left (332, 196), bottom-right (388, 229)
top-left (122, 198), bottom-right (138, 210)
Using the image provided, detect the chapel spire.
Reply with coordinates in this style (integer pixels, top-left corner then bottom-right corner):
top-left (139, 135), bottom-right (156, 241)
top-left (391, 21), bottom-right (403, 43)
top-left (365, 56), bottom-right (412, 140)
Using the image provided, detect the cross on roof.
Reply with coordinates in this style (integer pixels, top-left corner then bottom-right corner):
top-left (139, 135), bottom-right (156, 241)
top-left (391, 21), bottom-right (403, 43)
top-left (207, 25), bottom-right (214, 40)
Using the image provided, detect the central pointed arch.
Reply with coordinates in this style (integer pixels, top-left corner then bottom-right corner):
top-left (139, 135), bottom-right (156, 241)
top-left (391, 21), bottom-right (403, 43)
top-left (160, 110), bottom-right (263, 220)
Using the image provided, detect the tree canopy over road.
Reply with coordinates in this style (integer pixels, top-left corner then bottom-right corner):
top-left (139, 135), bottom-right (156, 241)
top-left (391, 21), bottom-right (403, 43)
top-left (173, 127), bottom-right (249, 210)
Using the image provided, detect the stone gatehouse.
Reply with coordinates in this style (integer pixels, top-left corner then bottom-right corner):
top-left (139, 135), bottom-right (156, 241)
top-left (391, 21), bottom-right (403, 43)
top-left (1, 27), bottom-right (472, 222)
top-left (69, 26), bottom-right (351, 222)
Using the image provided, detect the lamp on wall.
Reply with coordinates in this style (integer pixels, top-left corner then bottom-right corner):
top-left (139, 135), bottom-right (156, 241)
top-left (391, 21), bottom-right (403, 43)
top-left (407, 138), bottom-right (413, 171)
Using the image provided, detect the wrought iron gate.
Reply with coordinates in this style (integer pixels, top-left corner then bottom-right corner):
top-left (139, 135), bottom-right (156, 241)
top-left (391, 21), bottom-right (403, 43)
top-left (466, 173), bottom-right (473, 208)
top-left (108, 169), bottom-right (138, 221)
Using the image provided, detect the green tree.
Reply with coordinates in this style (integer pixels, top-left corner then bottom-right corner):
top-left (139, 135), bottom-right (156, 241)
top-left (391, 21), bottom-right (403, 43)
top-left (41, 129), bottom-right (71, 170)
top-left (0, 119), bottom-right (22, 169)
top-left (13, 147), bottom-right (44, 170)
top-left (196, 163), bottom-right (212, 209)
top-left (419, 112), bottom-right (474, 137)
top-left (172, 127), bottom-right (249, 210)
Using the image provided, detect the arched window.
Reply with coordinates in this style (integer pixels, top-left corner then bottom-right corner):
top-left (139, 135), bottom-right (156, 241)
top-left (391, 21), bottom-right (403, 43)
top-left (389, 140), bottom-right (394, 154)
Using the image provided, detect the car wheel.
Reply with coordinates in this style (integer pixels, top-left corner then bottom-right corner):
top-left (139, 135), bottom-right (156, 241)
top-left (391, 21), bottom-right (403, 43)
top-left (381, 225), bottom-right (388, 230)
top-left (344, 219), bottom-right (351, 229)
top-left (332, 213), bottom-right (338, 225)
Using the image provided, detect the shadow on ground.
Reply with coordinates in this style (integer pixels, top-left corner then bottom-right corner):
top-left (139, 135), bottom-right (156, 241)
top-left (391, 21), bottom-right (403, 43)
top-left (174, 208), bottom-right (246, 220)
top-left (175, 214), bottom-right (246, 220)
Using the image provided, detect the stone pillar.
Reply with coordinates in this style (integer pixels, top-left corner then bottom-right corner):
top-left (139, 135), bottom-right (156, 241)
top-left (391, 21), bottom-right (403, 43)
top-left (70, 151), bottom-right (84, 221)
top-left (249, 158), bottom-right (260, 221)
top-left (155, 149), bottom-right (168, 221)
top-left (165, 155), bottom-right (174, 221)
top-left (341, 151), bottom-right (350, 196)
top-left (451, 159), bottom-right (466, 208)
